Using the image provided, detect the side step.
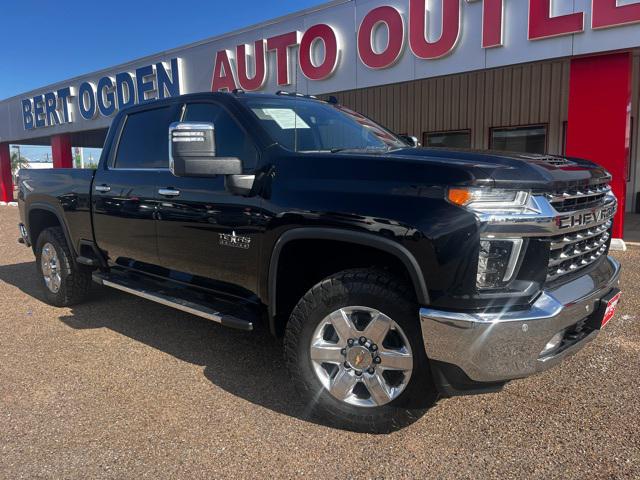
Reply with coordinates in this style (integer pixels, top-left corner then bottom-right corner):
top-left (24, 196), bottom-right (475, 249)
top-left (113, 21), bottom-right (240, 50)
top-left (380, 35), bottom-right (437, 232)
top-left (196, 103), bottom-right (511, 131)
top-left (92, 271), bottom-right (254, 331)
top-left (77, 256), bottom-right (100, 267)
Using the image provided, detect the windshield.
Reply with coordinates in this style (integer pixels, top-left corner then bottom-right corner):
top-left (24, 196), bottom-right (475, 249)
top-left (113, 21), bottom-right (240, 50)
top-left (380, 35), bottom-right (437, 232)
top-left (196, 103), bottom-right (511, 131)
top-left (242, 97), bottom-right (407, 152)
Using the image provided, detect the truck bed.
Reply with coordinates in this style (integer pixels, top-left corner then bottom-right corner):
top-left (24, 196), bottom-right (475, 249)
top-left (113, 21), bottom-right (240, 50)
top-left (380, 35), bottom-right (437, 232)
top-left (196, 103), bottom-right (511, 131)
top-left (18, 168), bottom-right (95, 254)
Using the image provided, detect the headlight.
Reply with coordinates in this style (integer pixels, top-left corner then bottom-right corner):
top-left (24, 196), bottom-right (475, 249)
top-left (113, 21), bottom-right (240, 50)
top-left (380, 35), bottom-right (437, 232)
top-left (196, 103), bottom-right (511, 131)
top-left (447, 187), bottom-right (536, 214)
top-left (447, 187), bottom-right (531, 289)
top-left (476, 238), bottom-right (523, 289)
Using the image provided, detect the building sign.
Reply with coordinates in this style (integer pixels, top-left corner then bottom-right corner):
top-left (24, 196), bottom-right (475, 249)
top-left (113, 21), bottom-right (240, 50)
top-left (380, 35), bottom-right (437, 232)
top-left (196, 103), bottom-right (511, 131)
top-left (211, 0), bottom-right (640, 92)
top-left (21, 58), bottom-right (182, 130)
top-left (4, 0), bottom-right (640, 141)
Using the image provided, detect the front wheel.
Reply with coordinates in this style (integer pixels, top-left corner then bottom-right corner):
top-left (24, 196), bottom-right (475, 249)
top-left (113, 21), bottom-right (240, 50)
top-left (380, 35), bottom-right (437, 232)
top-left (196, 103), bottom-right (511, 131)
top-left (284, 269), bottom-right (437, 433)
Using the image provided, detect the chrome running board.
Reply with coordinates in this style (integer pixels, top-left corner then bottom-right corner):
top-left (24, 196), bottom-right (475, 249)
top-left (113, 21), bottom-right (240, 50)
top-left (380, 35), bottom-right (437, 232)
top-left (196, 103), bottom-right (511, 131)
top-left (93, 271), bottom-right (253, 331)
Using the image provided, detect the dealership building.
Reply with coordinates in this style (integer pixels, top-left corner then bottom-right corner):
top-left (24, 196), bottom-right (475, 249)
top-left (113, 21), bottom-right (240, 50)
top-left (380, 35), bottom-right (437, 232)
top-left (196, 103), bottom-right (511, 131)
top-left (1, 0), bottom-right (639, 239)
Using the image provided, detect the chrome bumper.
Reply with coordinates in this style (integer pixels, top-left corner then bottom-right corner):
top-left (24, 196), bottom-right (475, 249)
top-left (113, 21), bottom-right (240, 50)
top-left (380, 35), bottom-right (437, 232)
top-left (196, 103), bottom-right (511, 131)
top-left (419, 257), bottom-right (621, 383)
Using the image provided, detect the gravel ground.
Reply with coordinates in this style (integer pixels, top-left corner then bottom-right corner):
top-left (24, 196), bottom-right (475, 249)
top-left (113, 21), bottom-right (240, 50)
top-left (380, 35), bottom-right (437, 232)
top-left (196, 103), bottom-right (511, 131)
top-left (0, 206), bottom-right (639, 479)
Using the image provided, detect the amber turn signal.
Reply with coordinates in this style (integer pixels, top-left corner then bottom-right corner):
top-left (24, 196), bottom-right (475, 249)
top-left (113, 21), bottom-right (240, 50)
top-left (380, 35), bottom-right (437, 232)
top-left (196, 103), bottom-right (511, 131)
top-left (447, 188), bottom-right (472, 206)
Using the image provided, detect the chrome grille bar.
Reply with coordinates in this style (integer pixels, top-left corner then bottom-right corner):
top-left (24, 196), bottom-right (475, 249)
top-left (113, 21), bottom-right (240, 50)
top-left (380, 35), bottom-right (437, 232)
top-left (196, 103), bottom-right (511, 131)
top-left (546, 185), bottom-right (611, 203)
top-left (547, 245), bottom-right (608, 282)
top-left (546, 181), bottom-right (612, 213)
top-left (544, 177), bottom-right (613, 282)
top-left (548, 232), bottom-right (610, 266)
top-left (546, 222), bottom-right (612, 281)
top-left (549, 220), bottom-right (612, 250)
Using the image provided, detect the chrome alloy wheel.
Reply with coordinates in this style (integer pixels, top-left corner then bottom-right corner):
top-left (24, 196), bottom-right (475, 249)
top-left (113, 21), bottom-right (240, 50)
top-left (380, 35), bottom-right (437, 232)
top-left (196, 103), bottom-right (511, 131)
top-left (310, 306), bottom-right (413, 407)
top-left (40, 242), bottom-right (62, 293)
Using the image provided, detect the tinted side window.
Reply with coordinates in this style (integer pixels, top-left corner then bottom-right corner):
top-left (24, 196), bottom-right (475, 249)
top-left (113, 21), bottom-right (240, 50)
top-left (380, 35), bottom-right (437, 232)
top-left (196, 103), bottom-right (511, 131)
top-left (183, 103), bottom-right (258, 170)
top-left (114, 106), bottom-right (180, 169)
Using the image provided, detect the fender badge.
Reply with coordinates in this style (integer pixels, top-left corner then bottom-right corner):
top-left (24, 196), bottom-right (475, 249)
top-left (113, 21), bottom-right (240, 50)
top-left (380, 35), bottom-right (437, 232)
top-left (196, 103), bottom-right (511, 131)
top-left (219, 231), bottom-right (251, 249)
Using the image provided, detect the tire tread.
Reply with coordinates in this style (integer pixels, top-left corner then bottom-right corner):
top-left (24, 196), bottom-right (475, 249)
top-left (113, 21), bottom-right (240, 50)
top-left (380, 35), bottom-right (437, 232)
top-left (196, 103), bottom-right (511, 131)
top-left (284, 268), bottom-right (436, 433)
top-left (35, 227), bottom-right (92, 307)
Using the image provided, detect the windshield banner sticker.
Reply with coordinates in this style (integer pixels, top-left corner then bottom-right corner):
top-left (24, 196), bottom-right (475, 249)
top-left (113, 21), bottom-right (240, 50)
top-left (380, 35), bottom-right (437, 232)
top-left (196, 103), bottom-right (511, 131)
top-left (261, 108), bottom-right (310, 130)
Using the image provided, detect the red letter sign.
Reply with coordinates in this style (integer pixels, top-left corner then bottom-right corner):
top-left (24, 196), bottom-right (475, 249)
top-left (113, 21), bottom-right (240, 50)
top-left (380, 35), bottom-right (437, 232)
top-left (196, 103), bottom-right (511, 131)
top-left (266, 31), bottom-right (299, 86)
top-left (481, 0), bottom-right (504, 48)
top-left (358, 6), bottom-right (405, 69)
top-left (409, 0), bottom-right (460, 59)
top-left (528, 0), bottom-right (584, 40)
top-left (592, 0), bottom-right (640, 29)
top-left (299, 24), bottom-right (339, 80)
top-left (236, 40), bottom-right (266, 91)
top-left (211, 50), bottom-right (236, 92)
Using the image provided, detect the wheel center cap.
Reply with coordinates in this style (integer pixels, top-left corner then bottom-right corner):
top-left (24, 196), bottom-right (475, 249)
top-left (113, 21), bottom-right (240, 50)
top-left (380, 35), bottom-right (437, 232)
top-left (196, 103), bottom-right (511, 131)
top-left (345, 346), bottom-right (372, 370)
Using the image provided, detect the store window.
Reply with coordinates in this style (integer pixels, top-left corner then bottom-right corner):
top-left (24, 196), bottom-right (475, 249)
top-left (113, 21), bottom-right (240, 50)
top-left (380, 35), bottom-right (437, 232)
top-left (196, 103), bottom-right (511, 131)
top-left (423, 130), bottom-right (471, 149)
top-left (490, 125), bottom-right (547, 154)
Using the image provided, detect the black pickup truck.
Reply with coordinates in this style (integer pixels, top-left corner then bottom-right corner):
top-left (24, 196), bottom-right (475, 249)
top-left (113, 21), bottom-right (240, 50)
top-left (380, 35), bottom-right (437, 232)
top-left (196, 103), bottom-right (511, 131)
top-left (17, 91), bottom-right (621, 432)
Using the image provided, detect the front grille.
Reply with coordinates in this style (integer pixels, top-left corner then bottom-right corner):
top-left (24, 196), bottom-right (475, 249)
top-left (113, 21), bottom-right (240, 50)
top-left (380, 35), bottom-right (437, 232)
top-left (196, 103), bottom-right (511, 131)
top-left (546, 220), bottom-right (612, 282)
top-left (546, 182), bottom-right (611, 212)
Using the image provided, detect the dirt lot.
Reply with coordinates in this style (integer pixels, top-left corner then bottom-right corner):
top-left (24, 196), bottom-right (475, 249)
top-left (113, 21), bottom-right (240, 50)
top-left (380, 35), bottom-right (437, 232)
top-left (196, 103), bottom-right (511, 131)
top-left (0, 206), bottom-right (639, 479)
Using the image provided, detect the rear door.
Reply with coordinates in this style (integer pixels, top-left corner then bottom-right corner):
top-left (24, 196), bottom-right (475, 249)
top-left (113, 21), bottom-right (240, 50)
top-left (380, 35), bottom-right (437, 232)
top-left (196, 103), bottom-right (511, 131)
top-left (93, 104), bottom-right (182, 268)
top-left (154, 101), bottom-right (264, 294)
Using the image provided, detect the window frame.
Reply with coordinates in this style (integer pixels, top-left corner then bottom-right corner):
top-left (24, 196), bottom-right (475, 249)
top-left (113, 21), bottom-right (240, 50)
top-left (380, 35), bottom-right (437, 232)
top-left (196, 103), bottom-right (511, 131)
top-left (109, 104), bottom-right (184, 171)
top-left (108, 99), bottom-right (261, 172)
top-left (489, 124), bottom-right (549, 154)
top-left (239, 97), bottom-right (407, 153)
top-left (561, 121), bottom-right (568, 156)
top-left (422, 129), bottom-right (472, 149)
top-left (628, 116), bottom-right (634, 182)
top-left (179, 100), bottom-right (260, 171)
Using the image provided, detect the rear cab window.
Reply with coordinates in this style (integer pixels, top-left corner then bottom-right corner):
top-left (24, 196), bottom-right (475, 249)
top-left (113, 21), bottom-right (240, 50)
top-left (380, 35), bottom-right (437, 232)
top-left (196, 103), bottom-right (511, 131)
top-left (113, 105), bottom-right (181, 169)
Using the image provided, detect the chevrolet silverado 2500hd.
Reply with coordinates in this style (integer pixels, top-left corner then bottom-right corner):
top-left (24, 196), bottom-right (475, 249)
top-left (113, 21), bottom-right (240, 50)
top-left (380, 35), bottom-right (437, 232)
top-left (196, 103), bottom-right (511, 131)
top-left (17, 91), bottom-right (622, 432)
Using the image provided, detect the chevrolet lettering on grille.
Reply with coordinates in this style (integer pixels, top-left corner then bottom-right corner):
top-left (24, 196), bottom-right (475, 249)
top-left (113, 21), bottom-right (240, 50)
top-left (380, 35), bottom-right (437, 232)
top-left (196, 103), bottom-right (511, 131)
top-left (557, 205), bottom-right (615, 229)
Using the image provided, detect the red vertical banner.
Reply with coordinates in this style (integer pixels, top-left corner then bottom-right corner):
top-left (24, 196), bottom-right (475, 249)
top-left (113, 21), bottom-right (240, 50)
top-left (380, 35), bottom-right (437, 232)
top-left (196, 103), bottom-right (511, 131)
top-left (0, 143), bottom-right (13, 203)
top-left (566, 53), bottom-right (632, 239)
top-left (51, 134), bottom-right (73, 168)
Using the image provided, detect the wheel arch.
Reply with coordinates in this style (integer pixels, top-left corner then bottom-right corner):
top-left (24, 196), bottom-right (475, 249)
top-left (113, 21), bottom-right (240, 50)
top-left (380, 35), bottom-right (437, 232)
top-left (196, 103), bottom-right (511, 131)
top-left (267, 228), bottom-right (430, 336)
top-left (27, 203), bottom-right (77, 258)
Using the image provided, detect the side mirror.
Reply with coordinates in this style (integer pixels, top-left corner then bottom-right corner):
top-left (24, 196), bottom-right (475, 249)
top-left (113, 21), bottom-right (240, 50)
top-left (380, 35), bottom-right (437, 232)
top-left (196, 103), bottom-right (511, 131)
top-left (399, 135), bottom-right (420, 148)
top-left (169, 122), bottom-right (242, 177)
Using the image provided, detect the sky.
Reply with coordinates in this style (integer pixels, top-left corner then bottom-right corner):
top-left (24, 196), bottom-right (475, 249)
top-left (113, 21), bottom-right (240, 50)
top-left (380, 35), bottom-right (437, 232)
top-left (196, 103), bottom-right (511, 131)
top-left (3, 0), bottom-right (323, 162)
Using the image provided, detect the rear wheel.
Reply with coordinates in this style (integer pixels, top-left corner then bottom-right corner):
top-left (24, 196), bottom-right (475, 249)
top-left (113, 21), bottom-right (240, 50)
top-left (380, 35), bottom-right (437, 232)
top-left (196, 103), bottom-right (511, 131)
top-left (35, 227), bottom-right (92, 307)
top-left (284, 269), bottom-right (437, 433)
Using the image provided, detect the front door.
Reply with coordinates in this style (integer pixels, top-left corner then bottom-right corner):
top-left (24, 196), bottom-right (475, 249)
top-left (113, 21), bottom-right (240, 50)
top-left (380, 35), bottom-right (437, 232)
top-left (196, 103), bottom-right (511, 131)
top-left (92, 104), bottom-right (182, 268)
top-left (154, 101), bottom-right (264, 295)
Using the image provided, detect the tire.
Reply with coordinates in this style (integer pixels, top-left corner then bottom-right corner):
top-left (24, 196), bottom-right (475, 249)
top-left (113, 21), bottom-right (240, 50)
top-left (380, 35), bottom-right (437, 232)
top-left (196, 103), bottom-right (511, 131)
top-left (35, 226), bottom-right (92, 307)
top-left (284, 268), bottom-right (437, 433)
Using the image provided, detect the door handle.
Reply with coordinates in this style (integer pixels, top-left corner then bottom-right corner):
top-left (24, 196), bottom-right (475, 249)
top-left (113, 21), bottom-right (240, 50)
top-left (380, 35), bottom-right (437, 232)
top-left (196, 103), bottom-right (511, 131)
top-left (95, 184), bottom-right (111, 193)
top-left (158, 188), bottom-right (181, 197)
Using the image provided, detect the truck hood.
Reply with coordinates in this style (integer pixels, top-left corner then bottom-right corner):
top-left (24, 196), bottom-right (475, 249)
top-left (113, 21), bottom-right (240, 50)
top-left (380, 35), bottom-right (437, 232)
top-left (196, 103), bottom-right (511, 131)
top-left (384, 147), bottom-right (611, 191)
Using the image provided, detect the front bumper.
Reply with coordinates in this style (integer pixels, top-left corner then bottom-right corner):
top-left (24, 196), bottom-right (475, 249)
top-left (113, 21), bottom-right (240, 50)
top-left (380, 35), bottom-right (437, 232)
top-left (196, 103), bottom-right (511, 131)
top-left (420, 256), bottom-right (621, 383)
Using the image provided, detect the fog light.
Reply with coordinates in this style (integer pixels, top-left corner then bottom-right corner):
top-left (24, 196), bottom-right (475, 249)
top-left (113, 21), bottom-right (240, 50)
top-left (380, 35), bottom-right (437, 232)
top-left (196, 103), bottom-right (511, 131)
top-left (476, 238), bottom-right (523, 289)
top-left (540, 331), bottom-right (565, 357)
